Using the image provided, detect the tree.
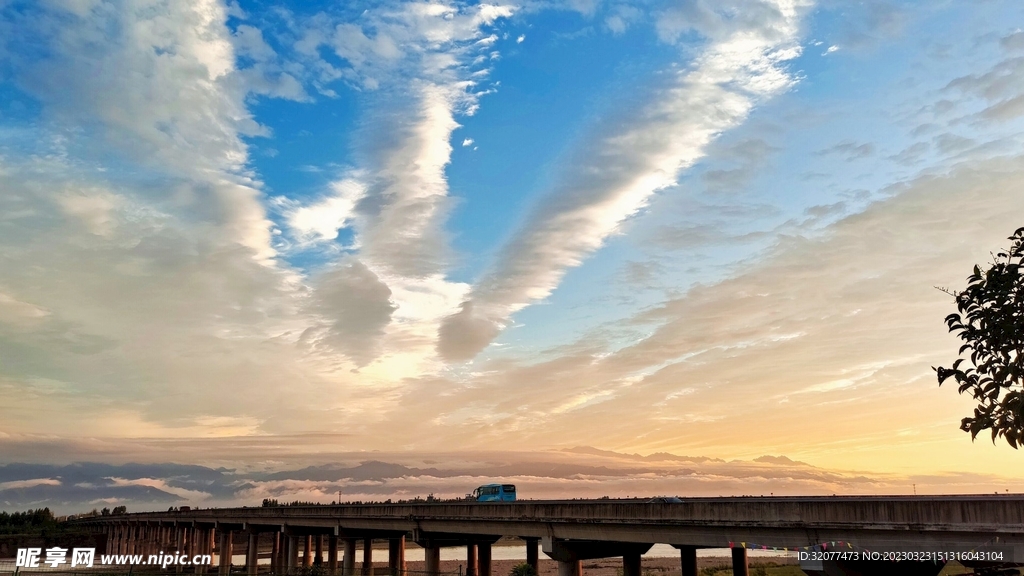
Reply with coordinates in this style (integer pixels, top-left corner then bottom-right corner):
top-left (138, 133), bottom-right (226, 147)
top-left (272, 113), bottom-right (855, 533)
top-left (111, 505), bottom-right (127, 515)
top-left (935, 226), bottom-right (1024, 448)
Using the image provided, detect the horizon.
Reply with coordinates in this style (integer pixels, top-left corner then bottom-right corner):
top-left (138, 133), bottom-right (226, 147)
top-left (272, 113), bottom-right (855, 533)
top-left (1, 0), bottom-right (1024, 516)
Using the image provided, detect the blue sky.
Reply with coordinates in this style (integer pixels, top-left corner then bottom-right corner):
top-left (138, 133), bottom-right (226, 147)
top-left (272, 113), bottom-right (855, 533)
top-left (2, 0), bottom-right (1024, 509)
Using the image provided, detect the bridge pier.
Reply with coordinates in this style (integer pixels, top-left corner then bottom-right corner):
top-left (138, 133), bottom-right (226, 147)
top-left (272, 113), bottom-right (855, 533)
top-left (125, 524), bottom-right (133, 555)
top-left (622, 551), bottom-right (641, 576)
top-left (343, 538), bottom-right (357, 576)
top-left (466, 544), bottom-right (477, 576)
top-left (524, 538), bottom-right (539, 574)
top-left (270, 532), bottom-right (280, 574)
top-left (387, 536), bottom-right (405, 576)
top-left (423, 545), bottom-right (440, 576)
top-left (328, 535), bottom-right (339, 575)
top-left (195, 527), bottom-right (208, 575)
top-left (288, 535), bottom-right (300, 571)
top-left (246, 531), bottom-right (259, 576)
top-left (543, 537), bottom-right (651, 576)
top-left (208, 528), bottom-right (217, 571)
top-left (731, 547), bottom-right (747, 576)
top-left (556, 559), bottom-right (582, 576)
top-left (676, 546), bottom-right (697, 576)
top-left (478, 541), bottom-right (491, 576)
top-left (316, 535), bottom-right (324, 565)
top-left (304, 535), bottom-right (313, 568)
top-left (219, 529), bottom-right (234, 575)
top-left (182, 526), bottom-right (190, 561)
top-left (362, 537), bottom-right (374, 576)
top-left (175, 526), bottom-right (185, 574)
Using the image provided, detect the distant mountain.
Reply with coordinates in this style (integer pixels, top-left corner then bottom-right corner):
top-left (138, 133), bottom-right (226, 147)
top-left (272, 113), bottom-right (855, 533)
top-left (562, 446), bottom-right (725, 463)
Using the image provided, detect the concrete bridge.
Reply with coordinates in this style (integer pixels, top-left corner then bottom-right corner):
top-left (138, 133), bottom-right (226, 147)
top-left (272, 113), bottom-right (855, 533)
top-left (73, 495), bottom-right (1024, 576)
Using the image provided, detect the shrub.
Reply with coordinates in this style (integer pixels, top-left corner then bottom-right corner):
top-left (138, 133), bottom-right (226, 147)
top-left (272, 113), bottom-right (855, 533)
top-left (509, 563), bottom-right (537, 576)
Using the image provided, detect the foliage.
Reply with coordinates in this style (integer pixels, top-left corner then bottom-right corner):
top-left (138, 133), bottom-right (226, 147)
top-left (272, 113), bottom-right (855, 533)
top-left (935, 227), bottom-right (1024, 448)
top-left (0, 508), bottom-right (60, 535)
top-left (112, 505), bottom-right (127, 515)
top-left (509, 563), bottom-right (537, 576)
top-left (753, 567), bottom-right (768, 576)
top-left (300, 564), bottom-right (328, 576)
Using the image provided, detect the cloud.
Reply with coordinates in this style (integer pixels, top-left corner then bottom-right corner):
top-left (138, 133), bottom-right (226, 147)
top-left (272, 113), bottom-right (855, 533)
top-left (437, 0), bottom-right (811, 361)
top-left (828, 0), bottom-right (909, 51)
top-left (285, 178), bottom-right (367, 246)
top-left (934, 133), bottom-right (976, 155)
top-left (0, 478), bottom-right (61, 491)
top-left (462, 138), bottom-right (475, 147)
top-left (2, 448), bottom-right (1021, 513)
top-left (289, 2), bottom-right (515, 277)
top-left (370, 149), bottom-right (1024, 478)
top-left (0, 154), bottom-right (359, 440)
top-left (306, 258), bottom-right (397, 366)
top-left (5, 0), bottom-right (276, 259)
top-left (816, 140), bottom-right (875, 161)
top-left (604, 5), bottom-right (642, 35)
top-left (654, 0), bottom-right (793, 44)
top-left (890, 142), bottom-right (929, 166)
top-left (1001, 30), bottom-right (1024, 52)
top-left (276, 2), bottom-right (512, 369)
top-left (701, 138), bottom-right (781, 194)
top-left (944, 37), bottom-right (1024, 123)
top-left (105, 477), bottom-right (213, 502)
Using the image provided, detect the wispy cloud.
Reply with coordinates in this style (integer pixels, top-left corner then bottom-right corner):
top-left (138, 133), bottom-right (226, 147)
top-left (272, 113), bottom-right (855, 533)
top-left (438, 0), bottom-right (812, 361)
top-left (278, 2), bottom-right (513, 370)
top-left (0, 478), bottom-right (61, 491)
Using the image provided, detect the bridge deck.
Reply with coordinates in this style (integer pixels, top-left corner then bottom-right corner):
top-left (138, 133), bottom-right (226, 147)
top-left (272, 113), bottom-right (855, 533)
top-left (75, 496), bottom-right (1024, 552)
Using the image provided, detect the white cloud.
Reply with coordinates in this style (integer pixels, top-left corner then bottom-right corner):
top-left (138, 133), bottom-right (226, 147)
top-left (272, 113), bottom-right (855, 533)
top-left (438, 0), bottom-right (813, 361)
top-left (0, 478), bottom-right (62, 491)
top-left (605, 4), bottom-right (642, 36)
top-left (0, 292), bottom-right (51, 327)
top-left (8, 0), bottom-right (276, 260)
top-left (286, 178), bottom-right (366, 245)
top-left (517, 34), bottom-right (526, 43)
top-left (105, 477), bottom-right (213, 502)
top-left (824, 44), bottom-right (839, 54)
top-left (283, 2), bottom-right (514, 369)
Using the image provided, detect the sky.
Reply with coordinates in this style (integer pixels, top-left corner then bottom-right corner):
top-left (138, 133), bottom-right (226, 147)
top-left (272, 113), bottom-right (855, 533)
top-left (1, 0), bottom-right (1024, 513)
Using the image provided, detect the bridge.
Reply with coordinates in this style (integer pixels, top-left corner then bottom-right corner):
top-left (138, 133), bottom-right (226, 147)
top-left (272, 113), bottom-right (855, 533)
top-left (72, 495), bottom-right (1024, 576)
